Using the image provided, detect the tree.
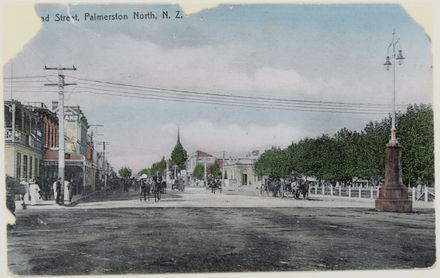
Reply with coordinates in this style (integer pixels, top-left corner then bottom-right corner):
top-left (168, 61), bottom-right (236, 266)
top-left (193, 164), bottom-right (204, 179)
top-left (254, 104), bottom-right (433, 187)
top-left (171, 142), bottom-right (188, 169)
top-left (138, 168), bottom-right (150, 176)
top-left (254, 147), bottom-right (290, 178)
top-left (151, 157), bottom-right (167, 174)
top-left (118, 167), bottom-right (132, 178)
top-left (209, 164), bottom-right (222, 178)
top-left (398, 105), bottom-right (434, 186)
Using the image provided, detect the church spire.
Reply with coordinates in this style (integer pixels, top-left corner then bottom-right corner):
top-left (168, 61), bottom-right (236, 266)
top-left (177, 128), bottom-right (181, 145)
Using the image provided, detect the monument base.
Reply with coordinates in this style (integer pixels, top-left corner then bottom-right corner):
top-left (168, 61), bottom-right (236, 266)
top-left (375, 198), bottom-right (412, 212)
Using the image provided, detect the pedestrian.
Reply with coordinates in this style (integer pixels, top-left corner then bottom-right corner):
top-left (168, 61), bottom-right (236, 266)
top-left (64, 179), bottom-right (71, 204)
top-left (55, 177), bottom-right (63, 205)
top-left (29, 179), bottom-right (41, 206)
top-left (140, 181), bottom-right (147, 201)
top-left (53, 178), bottom-right (59, 203)
top-left (45, 178), bottom-right (52, 200)
top-left (70, 179), bottom-right (75, 202)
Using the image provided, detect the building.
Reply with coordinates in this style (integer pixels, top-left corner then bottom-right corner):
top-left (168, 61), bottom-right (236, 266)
top-left (186, 150), bottom-right (217, 175)
top-left (32, 102), bottom-right (59, 189)
top-left (43, 103), bottom-right (97, 194)
top-left (224, 150), bottom-right (261, 186)
top-left (4, 100), bottom-right (44, 184)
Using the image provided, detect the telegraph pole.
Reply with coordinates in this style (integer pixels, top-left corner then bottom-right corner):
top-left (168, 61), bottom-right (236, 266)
top-left (222, 151), bottom-right (225, 188)
top-left (97, 141), bottom-right (110, 189)
top-left (44, 65), bottom-right (77, 204)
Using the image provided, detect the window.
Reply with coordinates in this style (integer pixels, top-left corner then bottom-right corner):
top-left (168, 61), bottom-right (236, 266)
top-left (29, 157), bottom-right (33, 179)
top-left (16, 152), bottom-right (21, 180)
top-left (23, 155), bottom-right (28, 179)
top-left (35, 157), bottom-right (38, 178)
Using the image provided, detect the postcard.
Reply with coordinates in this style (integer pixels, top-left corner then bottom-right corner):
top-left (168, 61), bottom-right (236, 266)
top-left (1, 1), bottom-right (436, 277)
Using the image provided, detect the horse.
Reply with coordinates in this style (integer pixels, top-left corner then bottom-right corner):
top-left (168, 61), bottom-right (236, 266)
top-left (152, 181), bottom-right (161, 202)
top-left (260, 183), bottom-right (269, 196)
top-left (209, 179), bottom-right (222, 194)
top-left (268, 179), bottom-right (281, 197)
top-left (299, 181), bottom-right (309, 200)
top-left (161, 181), bottom-right (167, 194)
top-left (140, 181), bottom-right (152, 201)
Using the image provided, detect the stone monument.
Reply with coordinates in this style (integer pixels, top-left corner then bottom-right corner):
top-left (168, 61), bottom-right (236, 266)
top-left (375, 132), bottom-right (412, 212)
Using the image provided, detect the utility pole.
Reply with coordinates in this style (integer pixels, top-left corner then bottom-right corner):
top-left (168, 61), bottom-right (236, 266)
top-left (222, 151), bottom-right (225, 188)
top-left (44, 65), bottom-right (77, 204)
top-left (97, 141), bottom-right (110, 189)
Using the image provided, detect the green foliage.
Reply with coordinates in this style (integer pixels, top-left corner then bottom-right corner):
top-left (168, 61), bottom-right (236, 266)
top-left (138, 168), bottom-right (151, 176)
top-left (118, 167), bottom-right (132, 178)
top-left (254, 147), bottom-right (290, 178)
top-left (398, 104), bottom-right (434, 186)
top-left (209, 164), bottom-right (222, 178)
top-left (255, 105), bottom-right (434, 185)
top-left (151, 157), bottom-right (167, 174)
top-left (192, 164), bottom-right (204, 179)
top-left (138, 157), bottom-right (167, 176)
top-left (171, 142), bottom-right (188, 169)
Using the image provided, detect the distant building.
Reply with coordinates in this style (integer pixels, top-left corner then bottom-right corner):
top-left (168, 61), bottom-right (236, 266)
top-left (186, 150), bottom-right (217, 174)
top-left (224, 150), bottom-right (261, 186)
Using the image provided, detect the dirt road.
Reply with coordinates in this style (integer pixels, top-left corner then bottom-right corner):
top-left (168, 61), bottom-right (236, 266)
top-left (7, 189), bottom-right (436, 274)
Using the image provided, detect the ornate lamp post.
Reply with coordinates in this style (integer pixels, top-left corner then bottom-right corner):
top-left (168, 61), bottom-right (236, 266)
top-left (375, 31), bottom-right (412, 212)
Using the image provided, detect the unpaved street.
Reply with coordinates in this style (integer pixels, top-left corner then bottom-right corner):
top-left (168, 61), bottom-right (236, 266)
top-left (7, 189), bottom-right (436, 275)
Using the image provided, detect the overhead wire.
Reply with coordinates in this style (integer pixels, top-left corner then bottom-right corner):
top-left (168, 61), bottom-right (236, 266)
top-left (4, 75), bottom-right (408, 114)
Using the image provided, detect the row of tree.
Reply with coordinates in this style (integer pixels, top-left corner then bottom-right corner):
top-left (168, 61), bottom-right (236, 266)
top-left (254, 105), bottom-right (434, 186)
top-left (192, 164), bottom-right (222, 179)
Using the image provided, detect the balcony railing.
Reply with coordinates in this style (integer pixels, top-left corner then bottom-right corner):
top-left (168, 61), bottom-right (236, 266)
top-left (4, 128), bottom-right (43, 151)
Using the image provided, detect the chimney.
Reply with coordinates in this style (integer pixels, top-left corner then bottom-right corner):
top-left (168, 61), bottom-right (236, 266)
top-left (52, 101), bottom-right (58, 111)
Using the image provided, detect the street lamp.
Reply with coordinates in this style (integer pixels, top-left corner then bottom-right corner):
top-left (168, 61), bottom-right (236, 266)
top-left (383, 31), bottom-right (405, 143)
top-left (375, 31), bottom-right (411, 213)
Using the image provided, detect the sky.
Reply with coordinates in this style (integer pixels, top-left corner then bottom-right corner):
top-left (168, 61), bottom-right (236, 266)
top-left (2, 3), bottom-right (433, 172)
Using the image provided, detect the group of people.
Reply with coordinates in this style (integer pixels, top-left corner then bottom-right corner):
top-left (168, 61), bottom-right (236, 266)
top-left (206, 174), bottom-right (222, 193)
top-left (139, 173), bottom-right (165, 202)
top-left (260, 174), bottom-right (309, 199)
top-left (20, 178), bottom-right (75, 206)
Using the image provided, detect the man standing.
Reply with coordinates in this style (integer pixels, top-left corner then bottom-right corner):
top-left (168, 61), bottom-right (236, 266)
top-left (69, 179), bottom-right (74, 202)
top-left (55, 177), bottom-right (63, 205)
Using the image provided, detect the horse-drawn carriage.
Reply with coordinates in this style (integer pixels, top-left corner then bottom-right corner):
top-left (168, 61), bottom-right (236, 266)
top-left (172, 177), bottom-right (185, 191)
top-left (206, 176), bottom-right (222, 194)
top-left (260, 173), bottom-right (309, 200)
top-left (139, 174), bottom-right (165, 202)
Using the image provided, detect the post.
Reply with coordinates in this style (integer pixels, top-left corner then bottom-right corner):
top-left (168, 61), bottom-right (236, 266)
top-left (315, 184), bottom-right (318, 195)
top-left (44, 65), bottom-right (76, 203)
top-left (103, 142), bottom-right (107, 188)
top-left (57, 70), bottom-right (65, 200)
top-left (370, 186), bottom-right (374, 199)
top-left (222, 151), bottom-right (225, 188)
top-left (412, 187), bottom-right (416, 203)
top-left (322, 184), bottom-right (325, 195)
top-left (358, 187), bottom-right (362, 198)
top-left (424, 186), bottom-right (428, 202)
top-left (330, 185), bottom-right (333, 196)
top-left (348, 186), bottom-right (351, 198)
top-left (204, 161), bottom-right (207, 185)
top-left (376, 185), bottom-right (380, 198)
top-left (308, 185), bottom-right (311, 196)
top-left (375, 32), bottom-right (411, 212)
top-left (339, 185), bottom-right (341, 197)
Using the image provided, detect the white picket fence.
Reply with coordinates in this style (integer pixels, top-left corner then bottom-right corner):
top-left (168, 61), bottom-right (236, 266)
top-left (308, 184), bottom-right (435, 203)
